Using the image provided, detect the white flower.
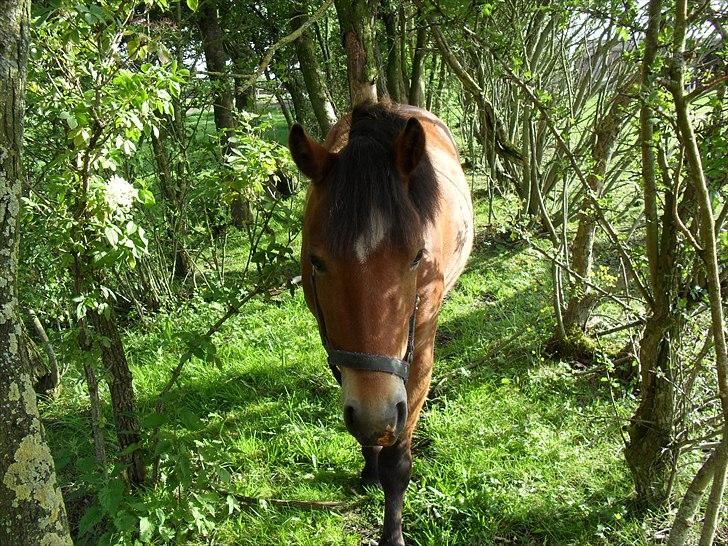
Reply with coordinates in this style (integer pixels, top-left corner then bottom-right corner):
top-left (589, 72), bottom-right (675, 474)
top-left (105, 175), bottom-right (138, 211)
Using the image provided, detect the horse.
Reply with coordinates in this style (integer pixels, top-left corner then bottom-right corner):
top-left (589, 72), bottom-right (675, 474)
top-left (288, 101), bottom-right (473, 546)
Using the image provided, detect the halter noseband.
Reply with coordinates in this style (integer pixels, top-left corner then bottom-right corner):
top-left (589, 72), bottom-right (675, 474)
top-left (311, 271), bottom-right (418, 385)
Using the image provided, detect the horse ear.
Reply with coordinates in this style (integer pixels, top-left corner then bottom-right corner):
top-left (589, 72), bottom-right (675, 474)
top-left (394, 118), bottom-right (426, 178)
top-left (288, 124), bottom-right (333, 182)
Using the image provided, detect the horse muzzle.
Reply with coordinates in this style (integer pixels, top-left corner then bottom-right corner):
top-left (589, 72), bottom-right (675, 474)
top-left (342, 377), bottom-right (408, 447)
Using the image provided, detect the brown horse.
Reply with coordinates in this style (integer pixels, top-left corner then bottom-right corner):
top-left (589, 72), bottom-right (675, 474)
top-left (289, 102), bottom-right (473, 546)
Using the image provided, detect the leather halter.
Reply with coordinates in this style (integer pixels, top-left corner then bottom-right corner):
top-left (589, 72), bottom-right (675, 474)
top-left (311, 271), bottom-right (418, 385)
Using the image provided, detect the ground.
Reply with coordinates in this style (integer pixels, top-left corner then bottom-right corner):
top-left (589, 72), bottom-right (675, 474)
top-left (39, 193), bottom-right (661, 545)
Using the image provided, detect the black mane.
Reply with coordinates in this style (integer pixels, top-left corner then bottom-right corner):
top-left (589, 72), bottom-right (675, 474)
top-left (322, 102), bottom-right (440, 257)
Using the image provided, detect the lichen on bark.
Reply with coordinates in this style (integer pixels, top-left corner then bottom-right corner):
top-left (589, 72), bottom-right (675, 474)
top-left (0, 0), bottom-right (73, 542)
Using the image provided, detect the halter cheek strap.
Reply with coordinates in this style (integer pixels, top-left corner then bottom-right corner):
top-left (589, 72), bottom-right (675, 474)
top-left (311, 271), bottom-right (418, 385)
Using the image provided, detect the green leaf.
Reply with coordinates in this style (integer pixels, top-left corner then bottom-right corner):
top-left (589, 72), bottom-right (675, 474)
top-left (226, 494), bottom-right (240, 515)
top-left (139, 516), bottom-right (154, 541)
top-left (217, 466), bottom-right (232, 484)
top-left (180, 408), bottom-right (202, 430)
top-left (99, 480), bottom-right (124, 513)
top-left (79, 505), bottom-right (103, 537)
top-left (142, 412), bottom-right (167, 429)
top-left (138, 188), bottom-right (155, 206)
top-left (105, 226), bottom-right (119, 247)
top-left (187, 0), bottom-right (199, 11)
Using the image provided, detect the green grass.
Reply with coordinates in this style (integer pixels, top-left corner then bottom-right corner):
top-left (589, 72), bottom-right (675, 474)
top-left (41, 193), bottom-right (653, 545)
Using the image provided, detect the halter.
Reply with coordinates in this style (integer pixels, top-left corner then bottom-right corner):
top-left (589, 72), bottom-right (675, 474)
top-left (311, 270), bottom-right (418, 385)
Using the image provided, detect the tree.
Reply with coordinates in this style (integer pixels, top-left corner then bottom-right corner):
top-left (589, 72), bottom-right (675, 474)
top-left (0, 0), bottom-right (73, 542)
top-left (334, 0), bottom-right (378, 105)
top-left (292, 1), bottom-right (337, 136)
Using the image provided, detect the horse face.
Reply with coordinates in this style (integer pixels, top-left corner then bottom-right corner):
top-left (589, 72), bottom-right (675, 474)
top-left (290, 117), bottom-right (428, 447)
top-left (305, 241), bottom-right (424, 447)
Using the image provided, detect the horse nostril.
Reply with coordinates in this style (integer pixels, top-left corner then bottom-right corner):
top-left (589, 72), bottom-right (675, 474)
top-left (396, 401), bottom-right (407, 429)
top-left (344, 404), bottom-right (356, 431)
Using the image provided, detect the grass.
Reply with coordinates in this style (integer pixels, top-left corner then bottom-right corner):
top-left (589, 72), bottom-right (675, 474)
top-left (39, 189), bottom-right (656, 545)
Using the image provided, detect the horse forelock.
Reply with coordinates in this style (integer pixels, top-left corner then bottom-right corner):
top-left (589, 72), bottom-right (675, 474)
top-left (320, 102), bottom-right (440, 261)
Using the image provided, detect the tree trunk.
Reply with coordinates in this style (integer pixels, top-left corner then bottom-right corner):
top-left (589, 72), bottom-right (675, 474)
top-left (292, 3), bottom-right (336, 137)
top-left (334, 0), bottom-right (378, 105)
top-left (668, 0), bottom-right (728, 540)
top-left (151, 130), bottom-right (192, 279)
top-left (26, 309), bottom-right (59, 394)
top-left (425, 55), bottom-right (438, 111)
top-left (198, 0), bottom-right (249, 228)
top-left (89, 311), bottom-right (146, 487)
top-left (228, 44), bottom-right (256, 113)
top-left (625, 314), bottom-right (679, 508)
top-left (549, 79), bottom-right (638, 358)
top-left (408, 16), bottom-right (427, 106)
top-left (198, 0), bottom-right (236, 141)
top-left (0, 0), bottom-right (73, 542)
top-left (432, 56), bottom-right (446, 113)
top-left (624, 0), bottom-right (679, 507)
top-left (380, 0), bottom-right (405, 103)
top-left (282, 71), bottom-right (308, 125)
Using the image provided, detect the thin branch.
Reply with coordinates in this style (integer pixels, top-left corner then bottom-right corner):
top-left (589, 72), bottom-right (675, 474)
top-left (491, 55), bottom-right (655, 308)
top-left (198, 0), bottom-right (335, 94)
top-left (214, 487), bottom-right (361, 511)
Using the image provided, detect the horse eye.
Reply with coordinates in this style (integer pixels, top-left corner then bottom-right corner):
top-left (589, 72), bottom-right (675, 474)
top-left (411, 249), bottom-right (425, 268)
top-left (310, 254), bottom-right (326, 272)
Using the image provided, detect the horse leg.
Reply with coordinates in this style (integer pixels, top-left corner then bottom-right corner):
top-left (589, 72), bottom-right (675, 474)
top-left (361, 445), bottom-right (382, 486)
top-left (378, 436), bottom-right (412, 546)
top-left (377, 342), bottom-right (434, 546)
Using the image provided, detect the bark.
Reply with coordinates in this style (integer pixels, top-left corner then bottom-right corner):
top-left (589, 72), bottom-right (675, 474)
top-left (198, 0), bottom-right (248, 228)
top-left (26, 309), bottom-right (59, 394)
top-left (625, 312), bottom-right (679, 508)
top-left (83, 362), bottom-right (108, 468)
top-left (668, 1), bottom-right (728, 541)
top-left (560, 79), bottom-right (637, 335)
top-left (624, 0), bottom-right (678, 508)
top-left (89, 311), bottom-right (146, 486)
top-left (432, 56), bottom-right (446, 113)
top-left (425, 55), bottom-right (438, 111)
top-left (667, 450), bottom-right (718, 546)
top-left (198, 0), bottom-right (236, 141)
top-left (151, 131), bottom-right (192, 279)
top-left (230, 46), bottom-right (256, 114)
top-left (0, 0), bottom-right (72, 542)
top-left (428, 18), bottom-right (523, 162)
top-left (334, 0), bottom-right (378, 105)
top-left (408, 17), bottom-right (427, 107)
top-left (381, 0), bottom-right (406, 103)
top-left (292, 3), bottom-right (336, 137)
top-left (282, 71), bottom-right (308, 125)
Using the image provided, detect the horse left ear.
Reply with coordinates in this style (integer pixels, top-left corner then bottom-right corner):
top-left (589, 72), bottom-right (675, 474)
top-left (288, 123), bottom-right (334, 182)
top-left (394, 118), bottom-right (426, 178)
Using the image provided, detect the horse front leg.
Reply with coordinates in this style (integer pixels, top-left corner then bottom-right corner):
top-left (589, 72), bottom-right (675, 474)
top-left (361, 445), bottom-right (382, 486)
top-left (378, 437), bottom-right (413, 546)
top-left (377, 341), bottom-right (434, 546)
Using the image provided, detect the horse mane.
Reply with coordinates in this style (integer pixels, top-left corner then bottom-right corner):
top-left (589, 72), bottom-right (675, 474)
top-left (322, 102), bottom-right (440, 258)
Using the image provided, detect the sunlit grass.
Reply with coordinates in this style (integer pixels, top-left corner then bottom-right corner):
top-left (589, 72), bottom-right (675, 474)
top-left (41, 189), bottom-right (655, 545)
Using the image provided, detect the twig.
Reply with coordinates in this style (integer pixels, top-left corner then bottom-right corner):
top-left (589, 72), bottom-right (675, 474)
top-left (197, 0), bottom-right (334, 94)
top-left (595, 319), bottom-right (645, 337)
top-left (430, 327), bottom-right (530, 394)
top-left (525, 238), bottom-right (642, 315)
top-left (215, 487), bottom-right (361, 511)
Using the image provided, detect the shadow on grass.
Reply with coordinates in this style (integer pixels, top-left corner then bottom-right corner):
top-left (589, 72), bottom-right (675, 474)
top-left (46, 231), bottom-right (635, 545)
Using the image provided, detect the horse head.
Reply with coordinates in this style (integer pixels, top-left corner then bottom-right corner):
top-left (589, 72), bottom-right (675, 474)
top-left (289, 111), bottom-right (433, 447)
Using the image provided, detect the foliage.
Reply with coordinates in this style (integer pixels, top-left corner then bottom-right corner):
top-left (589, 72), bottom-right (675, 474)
top-left (12, 0), bottom-right (727, 542)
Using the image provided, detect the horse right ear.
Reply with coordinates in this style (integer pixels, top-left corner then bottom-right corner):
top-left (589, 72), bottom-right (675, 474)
top-left (288, 124), bottom-right (333, 182)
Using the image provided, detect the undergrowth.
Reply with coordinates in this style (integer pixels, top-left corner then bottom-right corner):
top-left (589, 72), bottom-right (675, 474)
top-left (40, 192), bottom-right (658, 545)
